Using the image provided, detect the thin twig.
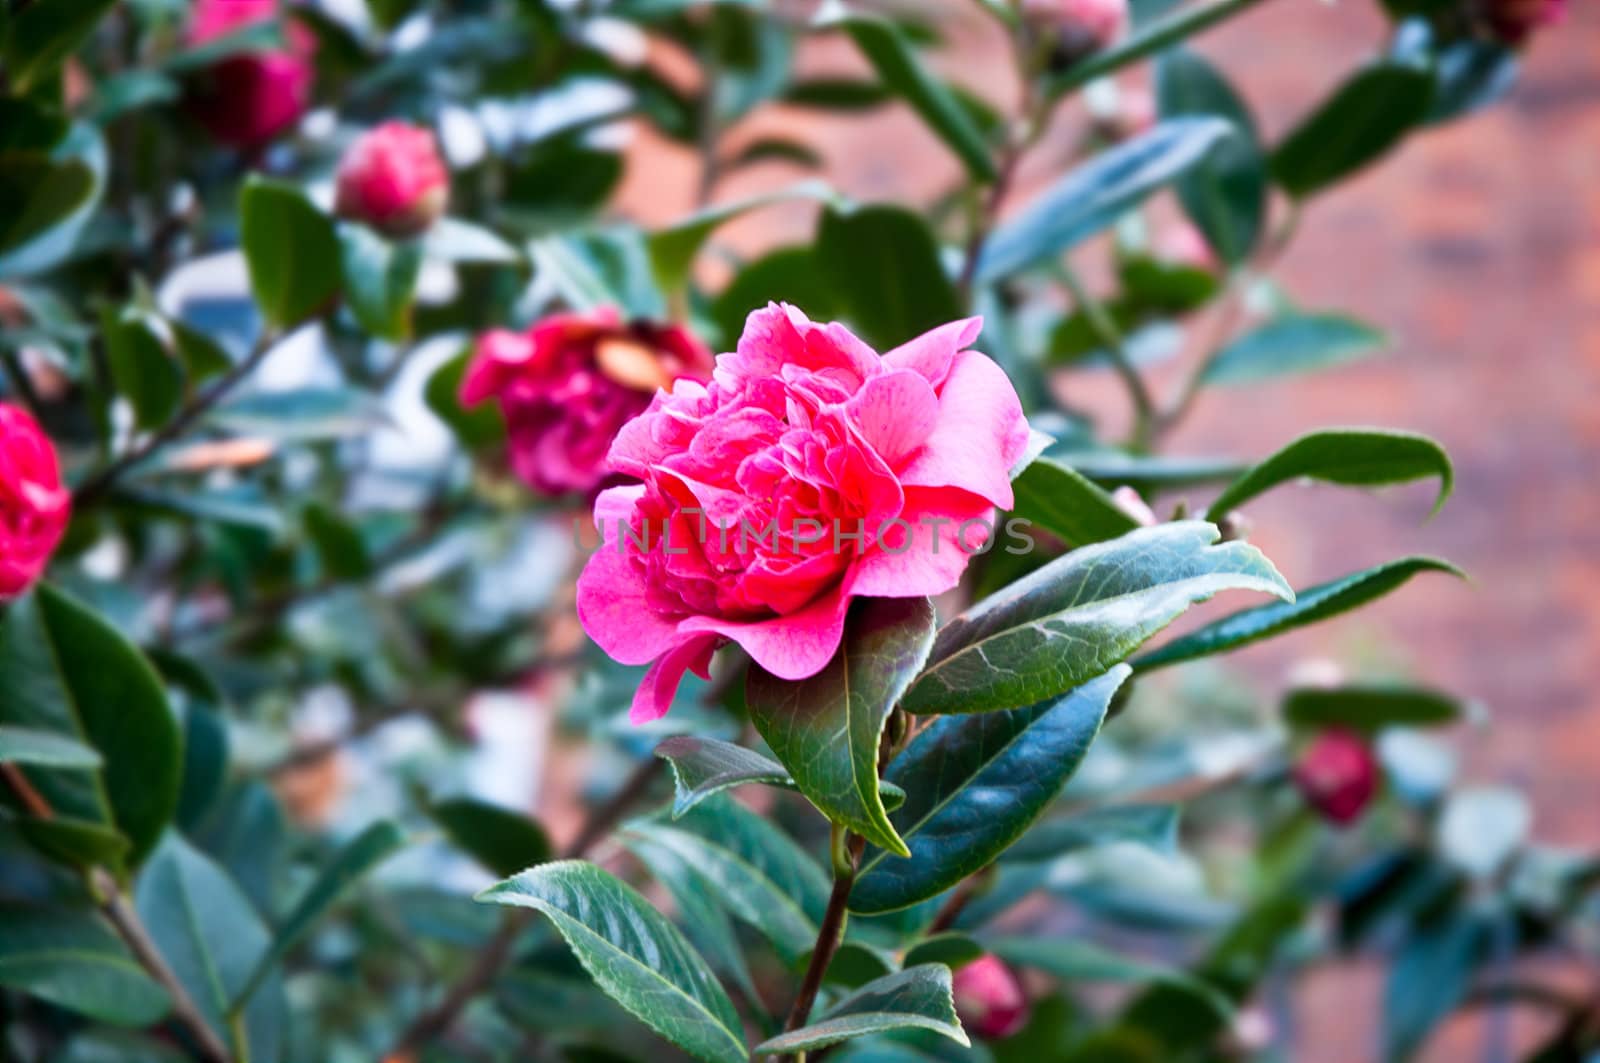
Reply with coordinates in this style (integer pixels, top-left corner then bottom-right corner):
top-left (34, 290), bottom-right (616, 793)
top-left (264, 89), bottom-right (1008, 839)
top-left (781, 829), bottom-right (865, 1058)
top-left (1060, 263), bottom-right (1158, 452)
top-left (73, 327), bottom-right (281, 507)
top-left (384, 757), bottom-right (665, 1058)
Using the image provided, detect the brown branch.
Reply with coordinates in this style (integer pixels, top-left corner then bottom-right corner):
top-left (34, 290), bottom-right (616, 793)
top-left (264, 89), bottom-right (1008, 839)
top-left (781, 830), bottom-right (865, 1056)
top-left (384, 757), bottom-right (665, 1058)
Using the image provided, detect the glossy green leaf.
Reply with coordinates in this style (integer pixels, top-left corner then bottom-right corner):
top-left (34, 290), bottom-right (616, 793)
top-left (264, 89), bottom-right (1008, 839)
top-left (169, 319), bottom-right (233, 387)
top-left (748, 597), bottom-right (936, 856)
top-left (240, 177), bottom-right (343, 328)
top-left (653, 736), bottom-right (907, 818)
top-left (0, 725), bottom-right (101, 769)
top-left (903, 522), bottom-right (1291, 716)
top-left (0, 155), bottom-right (95, 258)
top-left (975, 119), bottom-right (1234, 284)
top-left (136, 835), bottom-right (287, 1063)
top-left (1383, 907), bottom-right (1492, 1062)
top-left (1003, 804), bottom-right (1180, 863)
top-left (1426, 39), bottom-right (1519, 124)
top-left (902, 933), bottom-right (984, 971)
top-left (986, 936), bottom-right (1231, 1018)
top-left (102, 309), bottom-right (182, 431)
top-left (210, 387), bottom-right (389, 441)
top-left (1045, 0), bottom-right (1273, 97)
top-left (1060, 451), bottom-right (1250, 492)
top-left (303, 503), bottom-right (371, 581)
top-left (728, 137), bottom-right (824, 170)
top-left (0, 904), bottom-right (169, 1026)
top-left (1199, 312), bottom-right (1386, 386)
top-left (421, 217), bottom-right (522, 264)
top-left (852, 667), bottom-right (1129, 914)
top-left (13, 814), bottom-right (129, 869)
top-left (233, 820), bottom-right (406, 1010)
top-left (1156, 50), bottom-right (1266, 264)
top-left (338, 223), bottom-right (422, 341)
top-left (0, 586), bottom-right (181, 868)
top-left (427, 796), bottom-right (552, 877)
top-left (1271, 63), bottom-right (1435, 198)
top-left (1011, 458), bottom-right (1141, 547)
top-left (647, 179), bottom-right (837, 293)
top-left (3, 0), bottom-right (118, 92)
top-left (816, 204), bottom-right (963, 349)
top-left (1283, 684), bottom-right (1461, 731)
top-left (821, 9), bottom-right (996, 182)
top-left (754, 965), bottom-right (969, 1055)
top-left (782, 77), bottom-right (894, 111)
top-left (1206, 427), bottom-right (1452, 519)
top-left (1135, 557), bottom-right (1465, 672)
top-left (670, 796), bottom-right (832, 925)
top-left (479, 860), bottom-right (747, 1063)
top-left (424, 344), bottom-right (505, 449)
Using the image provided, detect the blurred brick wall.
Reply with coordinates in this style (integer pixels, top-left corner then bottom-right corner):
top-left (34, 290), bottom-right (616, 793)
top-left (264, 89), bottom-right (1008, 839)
top-left (616, 5), bottom-right (1598, 1059)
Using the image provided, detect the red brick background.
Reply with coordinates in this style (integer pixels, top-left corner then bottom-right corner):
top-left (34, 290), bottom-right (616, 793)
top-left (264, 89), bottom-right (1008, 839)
top-left (615, 5), bottom-right (1598, 1058)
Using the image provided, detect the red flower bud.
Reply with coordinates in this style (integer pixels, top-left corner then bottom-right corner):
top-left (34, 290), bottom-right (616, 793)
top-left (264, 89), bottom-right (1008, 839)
top-left (1294, 728), bottom-right (1380, 826)
top-left (953, 955), bottom-right (1030, 1041)
top-left (0, 404), bottom-right (71, 599)
top-left (1022, 0), bottom-right (1129, 60)
top-left (335, 122), bottom-right (451, 239)
top-left (187, 0), bottom-right (315, 150)
top-left (459, 309), bottom-right (714, 497)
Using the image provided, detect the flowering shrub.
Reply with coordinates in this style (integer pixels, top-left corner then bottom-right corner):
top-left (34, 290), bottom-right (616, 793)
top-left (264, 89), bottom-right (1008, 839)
top-left (0, 3), bottom-right (1590, 1063)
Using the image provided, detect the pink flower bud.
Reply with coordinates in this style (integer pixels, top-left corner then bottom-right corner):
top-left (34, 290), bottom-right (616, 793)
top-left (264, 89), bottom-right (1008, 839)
top-left (1157, 221), bottom-right (1219, 272)
top-left (1294, 728), bottom-right (1380, 826)
top-left (459, 309), bottom-right (715, 498)
top-left (953, 955), bottom-right (1030, 1041)
top-left (1094, 85), bottom-right (1158, 142)
top-left (1022, 0), bottom-right (1129, 57)
top-left (0, 404), bottom-right (71, 599)
top-left (1110, 485), bottom-right (1157, 527)
top-left (335, 122), bottom-right (452, 238)
top-left (1479, 0), bottom-right (1566, 45)
top-left (187, 0), bottom-right (315, 150)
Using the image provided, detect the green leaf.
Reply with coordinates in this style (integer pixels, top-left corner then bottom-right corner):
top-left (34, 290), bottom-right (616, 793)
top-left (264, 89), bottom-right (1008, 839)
top-left (1135, 557), bottom-right (1465, 672)
top-left (754, 965), bottom-right (969, 1055)
top-left (303, 503), bottom-right (371, 581)
top-left (816, 204), bottom-right (962, 349)
top-left (671, 796), bottom-right (833, 923)
top-left (0, 586), bottom-right (181, 868)
top-left (1283, 684), bottom-right (1461, 731)
top-left (4, 0), bottom-right (118, 93)
top-left (821, 9), bottom-right (996, 182)
top-left (748, 597), bottom-right (935, 856)
top-left (985, 936), bottom-right (1231, 1019)
top-left (0, 155), bottom-right (95, 258)
top-left (338, 223), bottom-right (422, 341)
top-left (1010, 458), bottom-right (1141, 546)
top-left (1156, 50), bottom-right (1267, 265)
top-left (0, 904), bottom-right (170, 1026)
top-left (0, 725), bottom-right (101, 769)
top-left (975, 119), bottom-right (1234, 284)
top-left (210, 387), bottom-right (389, 441)
top-left (1383, 907), bottom-right (1492, 1062)
top-left (728, 137), bottom-right (824, 171)
top-left (240, 177), bottom-right (343, 328)
top-left (851, 668), bottom-right (1129, 914)
top-left (421, 217), bottom-right (522, 264)
top-left (653, 736), bottom-right (907, 818)
top-left (1271, 63), bottom-right (1435, 198)
top-left (1426, 39), bottom-right (1519, 124)
top-left (782, 76), bottom-right (894, 111)
top-left (647, 179), bottom-right (837, 293)
top-left (1045, 0), bottom-right (1273, 97)
top-left (1003, 804), bottom-right (1180, 863)
top-left (902, 522), bottom-right (1291, 716)
top-left (1198, 312), bottom-right (1386, 387)
top-left (233, 820), bottom-right (406, 1011)
top-left (424, 345), bottom-right (505, 450)
top-left (479, 860), bottom-right (747, 1063)
top-left (136, 835), bottom-right (287, 1063)
top-left (169, 320), bottom-right (233, 387)
top-left (1059, 451), bottom-right (1250, 492)
top-left (102, 309), bottom-right (181, 431)
top-left (1206, 427), bottom-right (1452, 520)
top-left (12, 814), bottom-right (129, 868)
top-left (427, 796), bottom-right (552, 877)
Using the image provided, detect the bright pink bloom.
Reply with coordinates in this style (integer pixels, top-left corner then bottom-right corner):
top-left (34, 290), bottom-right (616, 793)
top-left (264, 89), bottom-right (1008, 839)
top-left (576, 304), bottom-right (1031, 724)
top-left (1294, 728), bottom-right (1380, 826)
top-left (1481, 0), bottom-right (1566, 44)
top-left (1022, 0), bottom-right (1129, 52)
top-left (953, 956), bottom-right (1030, 1040)
top-left (460, 309), bottom-right (715, 497)
top-left (186, 0), bottom-right (315, 149)
top-left (0, 404), bottom-right (71, 598)
top-left (1158, 221), bottom-right (1219, 272)
top-left (335, 122), bottom-right (450, 238)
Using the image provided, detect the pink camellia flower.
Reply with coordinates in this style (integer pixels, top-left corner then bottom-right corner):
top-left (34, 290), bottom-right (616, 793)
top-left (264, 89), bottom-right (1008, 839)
top-left (0, 404), bottom-right (71, 598)
top-left (1294, 728), bottom-right (1380, 826)
top-left (953, 956), bottom-right (1030, 1040)
top-left (335, 123), bottom-right (451, 238)
top-left (1481, 0), bottom-right (1566, 44)
top-left (576, 303), bottom-right (1031, 724)
top-left (460, 309), bottom-right (715, 497)
top-left (186, 0), bottom-right (315, 150)
top-left (1022, 0), bottom-right (1129, 56)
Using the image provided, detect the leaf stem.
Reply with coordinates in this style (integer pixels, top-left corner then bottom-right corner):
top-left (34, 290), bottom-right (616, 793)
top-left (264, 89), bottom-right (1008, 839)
top-left (1059, 263), bottom-right (1157, 451)
top-left (781, 827), bottom-right (864, 1059)
top-left (383, 756), bottom-right (665, 1057)
top-left (73, 326), bottom-right (281, 507)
